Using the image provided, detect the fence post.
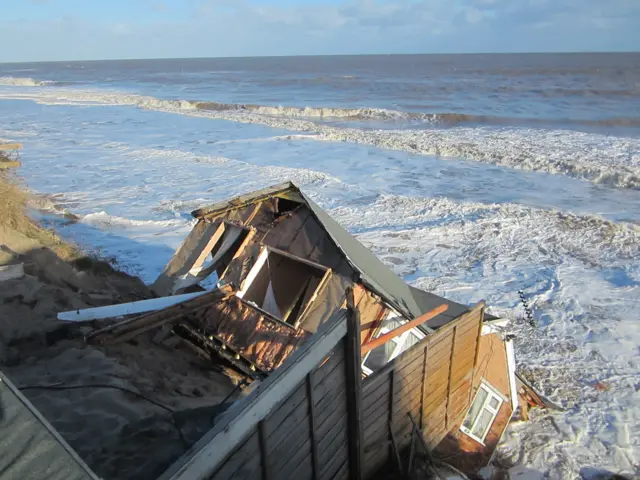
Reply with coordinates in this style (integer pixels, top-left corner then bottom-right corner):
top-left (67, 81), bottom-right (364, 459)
top-left (306, 373), bottom-right (319, 480)
top-left (345, 289), bottom-right (363, 480)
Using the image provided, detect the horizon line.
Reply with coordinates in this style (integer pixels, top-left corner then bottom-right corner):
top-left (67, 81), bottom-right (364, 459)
top-left (1, 49), bottom-right (639, 65)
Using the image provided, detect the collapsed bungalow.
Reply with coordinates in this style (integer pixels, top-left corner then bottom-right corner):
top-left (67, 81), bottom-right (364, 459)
top-left (149, 181), bottom-right (480, 373)
top-left (61, 182), bottom-right (550, 478)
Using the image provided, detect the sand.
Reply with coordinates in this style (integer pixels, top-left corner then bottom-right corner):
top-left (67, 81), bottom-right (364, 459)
top-left (0, 170), bottom-right (238, 480)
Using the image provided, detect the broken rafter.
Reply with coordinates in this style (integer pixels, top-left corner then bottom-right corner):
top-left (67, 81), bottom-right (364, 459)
top-left (87, 288), bottom-right (234, 345)
top-left (173, 323), bottom-right (265, 378)
top-left (58, 290), bottom-right (210, 322)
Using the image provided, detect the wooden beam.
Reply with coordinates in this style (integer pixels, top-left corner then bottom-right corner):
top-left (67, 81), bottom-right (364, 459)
top-left (191, 182), bottom-right (295, 219)
top-left (470, 302), bottom-right (486, 406)
top-left (190, 223), bottom-right (226, 277)
top-left (344, 288), bottom-right (363, 480)
top-left (306, 373), bottom-right (319, 480)
top-left (444, 325), bottom-right (458, 431)
top-left (173, 323), bottom-right (264, 378)
top-left (245, 201), bottom-right (264, 225)
top-left (58, 290), bottom-right (210, 322)
top-left (86, 288), bottom-right (232, 343)
top-left (419, 345), bottom-right (429, 429)
top-left (265, 245), bottom-right (330, 271)
top-left (217, 227), bottom-right (256, 284)
top-left (389, 428), bottom-right (403, 473)
top-left (257, 420), bottom-right (271, 480)
top-left (387, 369), bottom-right (395, 466)
top-left (361, 304), bottom-right (448, 355)
top-left (159, 312), bottom-right (348, 480)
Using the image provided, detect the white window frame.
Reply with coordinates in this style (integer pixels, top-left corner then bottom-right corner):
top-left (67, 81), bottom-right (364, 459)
top-left (460, 380), bottom-right (504, 445)
top-left (361, 309), bottom-right (425, 375)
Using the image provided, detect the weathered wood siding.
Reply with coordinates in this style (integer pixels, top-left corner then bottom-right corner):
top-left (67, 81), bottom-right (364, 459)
top-left (161, 310), bottom-right (360, 480)
top-left (432, 333), bottom-right (513, 474)
top-left (360, 303), bottom-right (485, 479)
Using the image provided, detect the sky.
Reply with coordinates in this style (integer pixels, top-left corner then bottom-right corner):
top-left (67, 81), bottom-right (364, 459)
top-left (0, 0), bottom-right (638, 62)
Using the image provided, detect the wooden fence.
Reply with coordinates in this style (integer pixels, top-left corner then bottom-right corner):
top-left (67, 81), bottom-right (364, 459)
top-left (159, 302), bottom-right (485, 480)
top-left (360, 303), bottom-right (485, 478)
top-left (159, 307), bottom-right (363, 480)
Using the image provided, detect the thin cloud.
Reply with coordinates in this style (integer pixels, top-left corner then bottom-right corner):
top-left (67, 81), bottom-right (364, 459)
top-left (1, 0), bottom-right (639, 61)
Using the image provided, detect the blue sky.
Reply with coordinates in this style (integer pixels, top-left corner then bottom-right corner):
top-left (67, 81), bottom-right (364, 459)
top-left (0, 0), bottom-right (638, 62)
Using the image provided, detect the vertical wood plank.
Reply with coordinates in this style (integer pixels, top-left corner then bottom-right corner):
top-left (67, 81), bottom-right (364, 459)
top-left (258, 420), bottom-right (270, 480)
top-left (344, 288), bottom-right (363, 480)
top-left (388, 368), bottom-right (395, 462)
top-left (445, 326), bottom-right (458, 430)
top-left (470, 303), bottom-right (486, 404)
top-left (419, 345), bottom-right (429, 429)
top-left (306, 373), bottom-right (319, 480)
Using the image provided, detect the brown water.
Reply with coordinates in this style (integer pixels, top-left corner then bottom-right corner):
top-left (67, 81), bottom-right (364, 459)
top-left (1, 52), bottom-right (639, 133)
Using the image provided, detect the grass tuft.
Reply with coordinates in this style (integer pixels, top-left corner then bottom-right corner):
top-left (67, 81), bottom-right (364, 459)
top-left (1, 153), bottom-right (80, 260)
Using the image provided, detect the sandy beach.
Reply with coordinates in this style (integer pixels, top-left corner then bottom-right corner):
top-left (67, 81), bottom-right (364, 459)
top-left (0, 162), bottom-right (238, 480)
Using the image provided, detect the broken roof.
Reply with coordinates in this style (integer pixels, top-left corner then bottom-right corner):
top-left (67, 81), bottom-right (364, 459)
top-left (192, 182), bottom-right (473, 324)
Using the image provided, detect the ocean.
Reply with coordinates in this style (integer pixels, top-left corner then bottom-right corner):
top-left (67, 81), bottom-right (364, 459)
top-left (0, 53), bottom-right (639, 477)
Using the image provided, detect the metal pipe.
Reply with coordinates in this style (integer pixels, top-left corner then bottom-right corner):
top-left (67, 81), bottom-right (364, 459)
top-left (360, 304), bottom-right (448, 355)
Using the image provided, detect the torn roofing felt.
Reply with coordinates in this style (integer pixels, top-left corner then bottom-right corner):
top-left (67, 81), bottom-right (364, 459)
top-left (0, 370), bottom-right (99, 480)
top-left (192, 182), bottom-right (472, 323)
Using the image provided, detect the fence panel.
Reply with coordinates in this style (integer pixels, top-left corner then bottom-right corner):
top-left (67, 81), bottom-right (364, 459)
top-left (361, 303), bottom-right (485, 477)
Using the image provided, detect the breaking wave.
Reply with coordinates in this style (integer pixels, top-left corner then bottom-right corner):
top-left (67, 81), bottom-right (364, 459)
top-left (81, 211), bottom-right (188, 229)
top-left (4, 78), bottom-right (638, 127)
top-left (3, 77), bottom-right (639, 127)
top-left (196, 102), bottom-right (640, 128)
top-left (2, 85), bottom-right (639, 190)
top-left (0, 76), bottom-right (59, 87)
top-left (195, 101), bottom-right (420, 121)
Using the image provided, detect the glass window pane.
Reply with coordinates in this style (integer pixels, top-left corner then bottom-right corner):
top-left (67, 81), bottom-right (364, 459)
top-left (384, 318), bottom-right (403, 330)
top-left (471, 409), bottom-right (495, 440)
top-left (462, 388), bottom-right (488, 430)
top-left (405, 332), bottom-right (422, 349)
top-left (363, 340), bottom-right (396, 372)
top-left (488, 397), bottom-right (500, 409)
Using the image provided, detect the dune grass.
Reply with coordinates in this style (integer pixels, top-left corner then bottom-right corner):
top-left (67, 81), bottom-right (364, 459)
top-left (0, 153), bottom-right (135, 278)
top-left (0, 152), bottom-right (80, 261)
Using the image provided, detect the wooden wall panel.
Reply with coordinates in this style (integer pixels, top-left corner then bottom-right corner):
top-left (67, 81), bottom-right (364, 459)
top-left (197, 297), bottom-right (310, 371)
top-left (209, 431), bottom-right (261, 480)
top-left (162, 311), bottom-right (358, 480)
top-left (360, 303), bottom-right (486, 480)
top-left (205, 341), bottom-right (351, 480)
top-left (313, 346), bottom-right (349, 480)
top-left (430, 332), bottom-right (513, 475)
